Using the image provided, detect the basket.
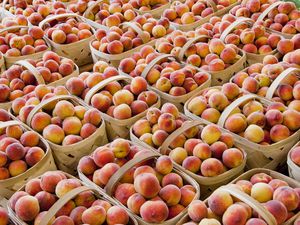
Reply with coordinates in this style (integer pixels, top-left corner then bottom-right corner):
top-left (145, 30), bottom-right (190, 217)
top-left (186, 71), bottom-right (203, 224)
top-left (90, 22), bottom-right (156, 67)
top-left (256, 1), bottom-right (295, 39)
top-left (220, 17), bottom-right (279, 65)
top-left (78, 149), bottom-right (200, 225)
top-left (127, 54), bottom-right (211, 111)
top-left (0, 120), bottom-right (56, 199)
top-left (134, 0), bottom-right (171, 18)
top-left (176, 181), bottom-right (285, 225)
top-left (0, 0), bottom-right (14, 21)
top-left (230, 168), bottom-right (300, 225)
top-left (8, 172), bottom-right (138, 225)
top-left (39, 13), bottom-right (95, 67)
top-left (177, 35), bottom-right (246, 86)
top-left (185, 93), bottom-right (300, 169)
top-left (170, 0), bottom-right (239, 31)
top-left (287, 142), bottom-right (300, 182)
top-left (0, 26), bottom-right (51, 68)
top-left (24, 95), bottom-right (108, 175)
top-left (0, 52), bottom-right (5, 74)
top-left (83, 75), bottom-right (161, 140)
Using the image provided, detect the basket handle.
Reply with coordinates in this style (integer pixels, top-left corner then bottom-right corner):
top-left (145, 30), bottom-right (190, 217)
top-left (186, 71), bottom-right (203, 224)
top-left (256, 1), bottom-right (283, 23)
top-left (140, 54), bottom-right (180, 79)
top-left (39, 186), bottom-right (92, 225)
top-left (159, 121), bottom-right (205, 155)
top-left (178, 35), bottom-right (210, 61)
top-left (84, 75), bottom-right (132, 104)
top-left (220, 185), bottom-right (277, 225)
top-left (121, 22), bottom-right (148, 44)
top-left (0, 25), bottom-right (28, 35)
top-left (15, 60), bottom-right (45, 85)
top-left (265, 67), bottom-right (300, 99)
top-left (26, 95), bottom-right (77, 127)
top-left (0, 121), bottom-right (23, 129)
top-left (220, 18), bottom-right (254, 41)
top-left (105, 151), bottom-right (160, 195)
top-left (39, 13), bottom-right (81, 29)
top-left (83, 0), bottom-right (109, 18)
top-left (217, 94), bottom-right (258, 127)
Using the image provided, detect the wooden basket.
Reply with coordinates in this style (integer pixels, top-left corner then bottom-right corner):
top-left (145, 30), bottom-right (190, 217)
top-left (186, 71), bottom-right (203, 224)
top-left (83, 75), bottom-right (161, 140)
top-left (220, 17), bottom-right (279, 65)
top-left (256, 1), bottom-right (295, 39)
top-left (176, 181), bottom-right (284, 225)
top-left (0, 26), bottom-right (51, 68)
top-left (230, 168), bottom-right (300, 225)
top-left (134, 0), bottom-right (171, 18)
top-left (0, 52), bottom-right (5, 74)
top-left (24, 95), bottom-right (108, 175)
top-left (0, 0), bottom-right (15, 21)
top-left (0, 58), bottom-right (79, 110)
top-left (82, 0), bottom-right (120, 30)
top-left (177, 35), bottom-right (246, 86)
top-left (185, 93), bottom-right (300, 169)
top-left (8, 172), bottom-right (138, 225)
top-left (170, 0), bottom-right (239, 31)
top-left (287, 142), bottom-right (300, 182)
top-left (78, 149), bottom-right (200, 225)
top-left (0, 120), bottom-right (57, 199)
top-left (39, 13), bottom-right (95, 67)
top-left (90, 22), bottom-right (156, 67)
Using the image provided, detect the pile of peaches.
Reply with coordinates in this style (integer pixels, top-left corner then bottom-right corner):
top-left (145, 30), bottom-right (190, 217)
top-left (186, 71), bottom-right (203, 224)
top-left (163, 0), bottom-right (238, 25)
top-left (9, 171), bottom-right (132, 224)
top-left (3, 0), bottom-right (68, 25)
top-left (232, 56), bottom-right (300, 109)
top-left (256, 1), bottom-right (300, 36)
top-left (0, 15), bottom-right (28, 28)
top-left (182, 172), bottom-right (300, 225)
top-left (0, 51), bottom-right (76, 103)
top-left (43, 16), bottom-right (94, 45)
top-left (91, 15), bottom-right (173, 55)
top-left (0, 109), bottom-right (46, 180)
top-left (128, 0), bottom-right (169, 12)
top-left (132, 104), bottom-right (245, 177)
top-left (0, 26), bottom-right (48, 58)
top-left (119, 46), bottom-right (210, 97)
top-left (78, 138), bottom-right (198, 223)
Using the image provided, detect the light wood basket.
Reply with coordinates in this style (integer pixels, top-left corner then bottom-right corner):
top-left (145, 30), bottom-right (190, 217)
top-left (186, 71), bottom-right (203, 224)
top-left (170, 0), bottom-right (239, 31)
top-left (78, 147), bottom-right (200, 225)
top-left (39, 13), bottom-right (95, 67)
top-left (184, 93), bottom-right (300, 170)
top-left (287, 142), bottom-right (300, 182)
top-left (256, 1), bottom-right (296, 39)
top-left (0, 52), bottom-right (5, 74)
top-left (0, 26), bottom-right (51, 68)
top-left (90, 22), bottom-right (156, 67)
top-left (8, 171), bottom-right (138, 225)
top-left (0, 120), bottom-right (57, 199)
top-left (220, 17), bottom-right (279, 65)
top-left (82, 75), bottom-right (161, 140)
top-left (23, 95), bottom-right (108, 175)
top-left (120, 54), bottom-right (211, 111)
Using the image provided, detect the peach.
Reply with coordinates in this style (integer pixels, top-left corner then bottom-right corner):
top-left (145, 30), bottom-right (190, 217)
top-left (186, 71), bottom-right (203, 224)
top-left (199, 218), bottom-right (221, 225)
top-left (69, 206), bottom-right (86, 225)
top-left (210, 141), bottom-right (228, 159)
top-left (83, 108), bottom-right (102, 126)
top-left (43, 124), bottom-right (65, 144)
top-left (222, 204), bottom-right (248, 225)
top-left (246, 218), bottom-right (267, 225)
top-left (127, 193), bottom-right (146, 215)
top-left (187, 200), bottom-right (207, 222)
top-left (66, 78), bottom-right (85, 96)
top-left (0, 152), bottom-right (7, 168)
top-left (25, 147), bottom-right (45, 166)
top-left (112, 104), bottom-right (132, 119)
top-left (82, 206), bottom-right (106, 225)
top-left (110, 138), bottom-right (130, 158)
top-left (180, 185), bottom-right (196, 207)
top-left (62, 135), bottom-right (83, 145)
top-left (162, 172), bottom-right (183, 188)
top-left (93, 147), bottom-right (114, 168)
top-left (78, 156), bottom-right (97, 176)
top-left (246, 111), bottom-right (266, 127)
top-left (9, 191), bottom-right (29, 211)
top-left (0, 207), bottom-right (8, 225)
top-left (55, 200), bottom-right (76, 217)
top-left (270, 124), bottom-right (290, 142)
top-left (155, 155), bottom-right (173, 175)
top-left (159, 184), bottom-right (181, 206)
top-left (193, 143), bottom-right (211, 160)
top-left (93, 163), bottom-right (120, 186)
top-left (134, 173), bottom-right (161, 198)
top-left (24, 179), bottom-right (42, 196)
top-left (169, 147), bottom-right (188, 165)
top-left (264, 200), bottom-right (288, 225)
top-left (274, 186), bottom-right (299, 211)
top-left (283, 110), bottom-right (300, 131)
top-left (0, 168), bottom-right (9, 180)
top-left (244, 124), bottom-right (265, 143)
top-left (140, 200), bottom-right (169, 223)
top-left (269, 179), bottom-right (289, 190)
top-left (208, 92), bottom-right (229, 111)
top-left (6, 142), bottom-right (25, 161)
top-left (15, 196), bottom-right (40, 222)
top-left (80, 123), bottom-right (97, 139)
top-left (74, 190), bottom-right (95, 208)
top-left (9, 159), bottom-right (27, 176)
top-left (251, 182), bottom-right (273, 203)
top-left (106, 205), bottom-right (129, 225)
top-left (40, 171), bottom-right (63, 193)
top-left (201, 158), bottom-right (224, 177)
top-left (201, 124), bottom-right (222, 145)
top-left (235, 180), bottom-right (253, 195)
top-left (208, 189), bottom-right (233, 216)
top-left (182, 156), bottom-right (201, 173)
top-left (53, 100), bottom-right (75, 120)
top-left (92, 200), bottom-right (111, 211)
top-left (250, 173), bottom-right (272, 184)
top-left (55, 178), bottom-right (81, 198)
top-left (209, 39), bottom-right (225, 55)
top-left (114, 183), bottom-right (136, 205)
top-left (35, 191), bottom-right (57, 211)
top-left (222, 148), bottom-right (243, 168)
top-left (30, 112), bottom-right (51, 133)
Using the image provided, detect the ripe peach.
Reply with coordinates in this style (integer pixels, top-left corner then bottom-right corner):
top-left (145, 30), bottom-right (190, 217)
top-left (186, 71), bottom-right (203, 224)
top-left (270, 124), bottom-right (290, 142)
top-left (6, 143), bottom-right (25, 161)
top-left (264, 200), bottom-right (288, 225)
top-left (43, 124), bottom-right (65, 144)
top-left (25, 147), bottom-right (45, 166)
top-left (35, 191), bottom-right (57, 211)
top-left (134, 173), bottom-right (161, 198)
top-left (244, 124), bottom-right (265, 143)
top-left (127, 193), bottom-right (146, 215)
top-left (201, 124), bottom-right (222, 145)
top-left (274, 186), bottom-right (299, 211)
top-left (81, 206), bottom-right (106, 225)
top-left (251, 182), bottom-right (273, 203)
top-left (66, 77), bottom-right (85, 96)
top-left (283, 110), bottom-right (300, 131)
top-left (106, 205), bottom-right (129, 225)
top-left (15, 195), bottom-right (40, 221)
top-left (78, 156), bottom-right (97, 175)
top-left (83, 108), bottom-right (102, 126)
top-left (201, 158), bottom-right (224, 177)
top-left (162, 173), bottom-right (183, 188)
top-left (155, 155), bottom-right (173, 175)
top-left (208, 189), bottom-right (233, 216)
top-left (140, 200), bottom-right (169, 223)
top-left (222, 148), bottom-right (243, 168)
top-left (187, 200), bottom-right (207, 222)
top-left (114, 183), bottom-right (136, 205)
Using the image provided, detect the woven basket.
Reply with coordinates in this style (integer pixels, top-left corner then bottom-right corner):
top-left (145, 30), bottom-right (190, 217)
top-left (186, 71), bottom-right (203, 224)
top-left (0, 120), bottom-right (56, 199)
top-left (0, 52), bottom-right (5, 74)
top-left (8, 172), bottom-right (138, 225)
top-left (39, 13), bottom-right (94, 67)
top-left (170, 0), bottom-right (239, 31)
top-left (0, 26), bottom-right (51, 68)
top-left (134, 0), bottom-right (171, 18)
top-left (256, 1), bottom-right (295, 39)
top-left (185, 93), bottom-right (300, 170)
top-left (83, 75), bottom-right (161, 140)
top-left (220, 17), bottom-right (279, 65)
top-left (78, 149), bottom-right (200, 225)
top-left (90, 22), bottom-right (156, 67)
top-left (287, 142), bottom-right (300, 182)
top-left (24, 95), bottom-right (108, 175)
